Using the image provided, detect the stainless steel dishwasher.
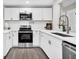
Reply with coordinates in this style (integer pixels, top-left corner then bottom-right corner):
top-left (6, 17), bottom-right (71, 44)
top-left (62, 41), bottom-right (76, 59)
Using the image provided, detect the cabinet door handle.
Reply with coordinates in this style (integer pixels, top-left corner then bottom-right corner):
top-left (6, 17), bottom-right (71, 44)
top-left (48, 40), bottom-right (51, 45)
top-left (9, 36), bottom-right (11, 39)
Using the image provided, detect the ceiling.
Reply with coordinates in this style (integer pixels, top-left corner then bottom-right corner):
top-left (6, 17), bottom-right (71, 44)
top-left (4, 0), bottom-right (76, 7)
top-left (62, 0), bottom-right (76, 7)
top-left (3, 0), bottom-right (54, 6)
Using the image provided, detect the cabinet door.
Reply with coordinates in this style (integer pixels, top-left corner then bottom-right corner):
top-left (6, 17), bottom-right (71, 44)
top-left (32, 8), bottom-right (42, 20)
top-left (40, 32), bottom-right (46, 48)
top-left (4, 8), bottom-right (19, 20)
top-left (50, 37), bottom-right (62, 59)
top-left (11, 8), bottom-right (19, 20)
top-left (4, 32), bottom-right (12, 56)
top-left (33, 31), bottom-right (39, 46)
top-left (40, 35), bottom-right (48, 54)
top-left (52, 45), bottom-right (62, 59)
top-left (40, 33), bottom-right (51, 58)
top-left (42, 8), bottom-right (52, 20)
top-left (12, 31), bottom-right (18, 47)
top-left (20, 8), bottom-right (32, 13)
top-left (43, 35), bottom-right (54, 59)
top-left (3, 33), bottom-right (8, 56)
top-left (4, 8), bottom-right (13, 20)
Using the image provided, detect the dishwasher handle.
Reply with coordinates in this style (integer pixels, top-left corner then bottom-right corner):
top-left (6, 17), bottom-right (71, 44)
top-left (63, 44), bottom-right (76, 54)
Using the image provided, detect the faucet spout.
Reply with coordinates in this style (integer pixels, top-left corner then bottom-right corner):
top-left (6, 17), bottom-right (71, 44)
top-left (59, 15), bottom-right (71, 34)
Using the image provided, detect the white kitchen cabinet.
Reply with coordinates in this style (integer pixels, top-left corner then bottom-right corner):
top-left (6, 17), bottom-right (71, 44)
top-left (42, 8), bottom-right (52, 20)
top-left (3, 33), bottom-right (6, 56)
top-left (3, 33), bottom-right (8, 56)
top-left (20, 8), bottom-right (32, 13)
top-left (4, 8), bottom-right (12, 20)
top-left (4, 8), bottom-right (19, 20)
top-left (39, 32), bottom-right (46, 49)
top-left (12, 31), bottom-right (18, 47)
top-left (4, 8), bottom-right (52, 21)
top-left (40, 32), bottom-right (62, 59)
top-left (33, 30), bottom-right (39, 46)
top-left (40, 32), bottom-right (52, 59)
top-left (50, 36), bottom-right (62, 59)
top-left (32, 8), bottom-right (42, 20)
top-left (3, 31), bottom-right (12, 56)
top-left (3, 30), bottom-right (18, 56)
top-left (32, 8), bottom-right (52, 20)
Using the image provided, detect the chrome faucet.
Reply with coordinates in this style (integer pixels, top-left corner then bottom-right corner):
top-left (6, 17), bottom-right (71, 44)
top-left (59, 15), bottom-right (71, 34)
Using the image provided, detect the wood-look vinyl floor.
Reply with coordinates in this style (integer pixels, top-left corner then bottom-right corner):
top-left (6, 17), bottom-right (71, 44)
top-left (5, 47), bottom-right (49, 59)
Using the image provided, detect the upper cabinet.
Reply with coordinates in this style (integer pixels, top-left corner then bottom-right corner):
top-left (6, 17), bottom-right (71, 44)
top-left (32, 8), bottom-right (52, 20)
top-left (32, 8), bottom-right (42, 20)
top-left (4, 7), bottom-right (52, 21)
top-left (4, 8), bottom-right (20, 20)
top-left (42, 8), bottom-right (52, 20)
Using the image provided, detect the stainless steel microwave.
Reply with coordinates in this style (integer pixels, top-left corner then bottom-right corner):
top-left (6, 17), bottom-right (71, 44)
top-left (19, 13), bottom-right (32, 20)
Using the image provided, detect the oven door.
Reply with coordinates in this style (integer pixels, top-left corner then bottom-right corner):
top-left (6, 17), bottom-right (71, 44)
top-left (19, 32), bottom-right (33, 43)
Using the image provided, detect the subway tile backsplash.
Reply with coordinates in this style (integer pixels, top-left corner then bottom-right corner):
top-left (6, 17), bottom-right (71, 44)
top-left (4, 21), bottom-right (50, 30)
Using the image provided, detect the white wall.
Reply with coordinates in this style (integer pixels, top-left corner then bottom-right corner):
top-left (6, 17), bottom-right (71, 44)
top-left (67, 9), bottom-right (76, 32)
top-left (53, 3), bottom-right (60, 31)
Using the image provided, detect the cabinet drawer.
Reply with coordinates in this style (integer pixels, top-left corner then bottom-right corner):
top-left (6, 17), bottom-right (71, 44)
top-left (51, 37), bottom-right (62, 47)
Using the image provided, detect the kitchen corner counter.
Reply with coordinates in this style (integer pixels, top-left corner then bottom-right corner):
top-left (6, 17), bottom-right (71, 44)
top-left (39, 30), bottom-right (76, 45)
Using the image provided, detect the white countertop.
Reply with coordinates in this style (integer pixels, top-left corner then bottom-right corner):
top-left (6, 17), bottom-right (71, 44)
top-left (3, 29), bottom-right (18, 33)
top-left (39, 30), bottom-right (76, 45)
top-left (3, 30), bottom-right (11, 33)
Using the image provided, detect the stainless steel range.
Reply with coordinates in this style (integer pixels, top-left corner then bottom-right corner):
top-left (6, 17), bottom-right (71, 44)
top-left (18, 25), bottom-right (33, 47)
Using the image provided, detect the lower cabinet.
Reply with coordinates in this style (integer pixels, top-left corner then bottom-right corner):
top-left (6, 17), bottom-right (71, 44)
top-left (40, 37), bottom-right (52, 59)
top-left (3, 32), bottom-right (12, 56)
top-left (12, 31), bottom-right (18, 47)
top-left (3, 31), bottom-right (18, 56)
top-left (33, 30), bottom-right (39, 46)
top-left (50, 37), bottom-right (62, 59)
top-left (40, 32), bottom-right (62, 59)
